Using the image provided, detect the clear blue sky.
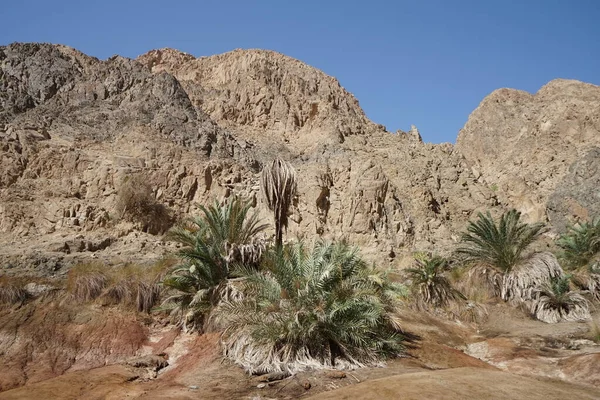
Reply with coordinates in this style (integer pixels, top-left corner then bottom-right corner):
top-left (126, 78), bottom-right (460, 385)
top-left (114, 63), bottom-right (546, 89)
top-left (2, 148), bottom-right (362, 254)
top-left (2, 0), bottom-right (599, 143)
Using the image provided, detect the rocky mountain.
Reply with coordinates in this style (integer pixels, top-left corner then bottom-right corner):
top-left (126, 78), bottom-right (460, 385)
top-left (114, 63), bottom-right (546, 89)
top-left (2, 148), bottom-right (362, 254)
top-left (456, 79), bottom-right (600, 226)
top-left (1, 43), bottom-right (598, 275)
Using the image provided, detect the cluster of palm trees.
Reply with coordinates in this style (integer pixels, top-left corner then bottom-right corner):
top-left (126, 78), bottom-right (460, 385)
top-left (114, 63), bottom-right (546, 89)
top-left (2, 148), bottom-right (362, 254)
top-left (160, 157), bottom-right (600, 373)
top-left (407, 210), bottom-right (599, 324)
top-left (160, 159), bottom-right (408, 373)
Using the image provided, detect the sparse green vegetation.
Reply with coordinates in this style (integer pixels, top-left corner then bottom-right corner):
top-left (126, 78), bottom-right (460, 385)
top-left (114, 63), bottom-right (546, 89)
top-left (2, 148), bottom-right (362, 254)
top-left (406, 253), bottom-right (464, 309)
top-left (213, 241), bottom-right (408, 374)
top-left (161, 197), bottom-right (268, 331)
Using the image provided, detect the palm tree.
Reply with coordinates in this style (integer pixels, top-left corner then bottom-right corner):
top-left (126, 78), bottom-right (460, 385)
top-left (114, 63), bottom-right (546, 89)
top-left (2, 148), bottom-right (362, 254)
top-left (557, 217), bottom-right (600, 270)
top-left (212, 241), bottom-right (408, 374)
top-left (557, 218), bottom-right (600, 300)
top-left (457, 210), bottom-right (562, 302)
top-left (261, 158), bottom-right (297, 248)
top-left (161, 197), bottom-right (268, 331)
top-left (406, 253), bottom-right (465, 309)
top-left (530, 275), bottom-right (590, 323)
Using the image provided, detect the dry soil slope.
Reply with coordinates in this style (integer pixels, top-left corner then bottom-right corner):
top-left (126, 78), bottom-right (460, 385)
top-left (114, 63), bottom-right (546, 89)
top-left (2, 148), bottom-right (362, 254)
top-left (456, 79), bottom-right (600, 226)
top-left (308, 367), bottom-right (600, 400)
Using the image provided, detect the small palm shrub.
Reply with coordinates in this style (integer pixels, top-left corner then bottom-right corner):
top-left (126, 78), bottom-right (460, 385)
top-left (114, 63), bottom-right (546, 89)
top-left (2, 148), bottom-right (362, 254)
top-left (457, 209), bottom-right (545, 274)
top-left (161, 197), bottom-right (268, 331)
top-left (557, 218), bottom-right (600, 270)
top-left (457, 210), bottom-right (562, 302)
top-left (406, 253), bottom-right (464, 309)
top-left (557, 218), bottom-right (600, 300)
top-left (530, 275), bottom-right (590, 323)
top-left (213, 241), bottom-right (408, 374)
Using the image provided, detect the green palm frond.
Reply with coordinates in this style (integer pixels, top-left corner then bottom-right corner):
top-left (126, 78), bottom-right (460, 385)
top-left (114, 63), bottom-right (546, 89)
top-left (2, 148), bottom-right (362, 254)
top-left (407, 253), bottom-right (465, 308)
top-left (557, 217), bottom-right (600, 270)
top-left (212, 240), bottom-right (407, 374)
top-left (457, 209), bottom-right (545, 273)
top-left (161, 197), bottom-right (268, 331)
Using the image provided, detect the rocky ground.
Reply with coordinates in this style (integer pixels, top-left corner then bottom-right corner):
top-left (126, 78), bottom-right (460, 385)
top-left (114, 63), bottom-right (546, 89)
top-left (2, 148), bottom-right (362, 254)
top-left (1, 42), bottom-right (600, 399)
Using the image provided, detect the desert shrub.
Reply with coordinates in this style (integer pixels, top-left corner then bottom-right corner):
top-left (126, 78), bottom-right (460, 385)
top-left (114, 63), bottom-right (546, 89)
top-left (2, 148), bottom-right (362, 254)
top-left (588, 319), bottom-right (600, 343)
top-left (212, 241), bottom-right (408, 374)
top-left (161, 197), bottom-right (268, 331)
top-left (530, 275), bottom-right (590, 323)
top-left (67, 262), bottom-right (165, 313)
top-left (67, 263), bottom-right (109, 302)
top-left (0, 276), bottom-right (30, 305)
top-left (115, 174), bottom-right (172, 234)
top-left (99, 263), bottom-right (165, 313)
top-left (406, 253), bottom-right (465, 309)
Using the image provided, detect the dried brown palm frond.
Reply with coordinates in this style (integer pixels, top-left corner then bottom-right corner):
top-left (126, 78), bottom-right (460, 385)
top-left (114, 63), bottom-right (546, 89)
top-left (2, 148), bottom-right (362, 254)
top-left (463, 265), bottom-right (504, 299)
top-left (135, 281), bottom-right (162, 313)
top-left (530, 275), bottom-right (591, 323)
top-left (101, 280), bottom-right (133, 306)
top-left (448, 300), bottom-right (489, 324)
top-left (260, 158), bottom-right (297, 247)
top-left (502, 252), bottom-right (564, 302)
top-left (572, 271), bottom-right (600, 302)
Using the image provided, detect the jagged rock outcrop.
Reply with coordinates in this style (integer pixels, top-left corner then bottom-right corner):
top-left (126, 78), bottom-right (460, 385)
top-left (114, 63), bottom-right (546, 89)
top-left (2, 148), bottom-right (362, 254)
top-left (0, 43), bottom-right (500, 272)
top-left (137, 48), bottom-right (385, 153)
top-left (547, 147), bottom-right (600, 231)
top-left (3, 43), bottom-right (598, 273)
top-left (456, 79), bottom-right (600, 224)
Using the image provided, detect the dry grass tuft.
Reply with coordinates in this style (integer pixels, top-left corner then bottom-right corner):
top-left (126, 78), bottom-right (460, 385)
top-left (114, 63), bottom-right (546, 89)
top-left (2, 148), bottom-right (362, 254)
top-left (0, 277), bottom-right (30, 305)
top-left (588, 319), bottom-right (600, 343)
top-left (67, 262), bottom-right (109, 302)
top-left (67, 260), bottom-right (170, 313)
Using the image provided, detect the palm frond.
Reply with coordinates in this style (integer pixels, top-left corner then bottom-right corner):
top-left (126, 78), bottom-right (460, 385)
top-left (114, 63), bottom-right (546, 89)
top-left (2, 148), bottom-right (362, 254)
top-left (456, 209), bottom-right (545, 273)
top-left (406, 253), bottom-right (465, 309)
top-left (212, 240), bottom-right (407, 374)
top-left (161, 196), bottom-right (268, 332)
top-left (557, 217), bottom-right (600, 270)
top-left (531, 275), bottom-right (591, 323)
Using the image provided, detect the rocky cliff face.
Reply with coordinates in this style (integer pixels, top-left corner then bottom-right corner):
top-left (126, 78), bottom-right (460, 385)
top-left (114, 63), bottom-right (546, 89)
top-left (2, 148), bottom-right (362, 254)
top-left (1, 43), bottom-right (597, 274)
top-left (136, 48), bottom-right (385, 154)
top-left (456, 79), bottom-right (600, 225)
